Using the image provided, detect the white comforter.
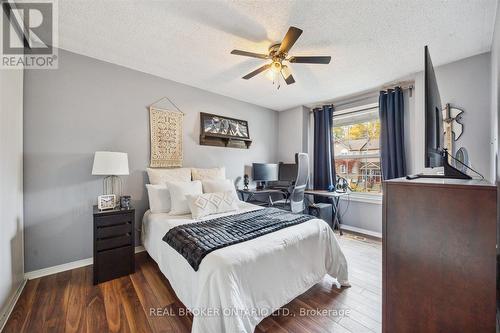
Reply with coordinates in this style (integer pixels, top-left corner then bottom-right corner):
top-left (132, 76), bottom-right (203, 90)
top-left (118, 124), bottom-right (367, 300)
top-left (142, 202), bottom-right (349, 333)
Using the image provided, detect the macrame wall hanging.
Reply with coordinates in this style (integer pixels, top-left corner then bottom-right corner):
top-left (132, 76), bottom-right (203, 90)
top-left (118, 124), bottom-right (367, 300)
top-left (149, 97), bottom-right (184, 168)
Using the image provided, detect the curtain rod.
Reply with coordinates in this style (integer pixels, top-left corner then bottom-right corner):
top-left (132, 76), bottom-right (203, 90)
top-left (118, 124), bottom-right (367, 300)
top-left (310, 93), bottom-right (377, 112)
top-left (380, 81), bottom-right (414, 93)
top-left (310, 80), bottom-right (414, 112)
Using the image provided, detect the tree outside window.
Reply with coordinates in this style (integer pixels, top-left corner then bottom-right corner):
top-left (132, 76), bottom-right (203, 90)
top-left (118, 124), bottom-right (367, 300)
top-left (332, 107), bottom-right (382, 194)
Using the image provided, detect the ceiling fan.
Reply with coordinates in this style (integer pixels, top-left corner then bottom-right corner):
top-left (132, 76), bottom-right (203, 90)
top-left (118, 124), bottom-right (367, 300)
top-left (230, 26), bottom-right (331, 88)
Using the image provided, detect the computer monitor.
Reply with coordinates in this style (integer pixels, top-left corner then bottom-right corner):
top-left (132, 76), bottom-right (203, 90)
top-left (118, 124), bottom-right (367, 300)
top-left (252, 163), bottom-right (278, 189)
top-left (278, 163), bottom-right (297, 182)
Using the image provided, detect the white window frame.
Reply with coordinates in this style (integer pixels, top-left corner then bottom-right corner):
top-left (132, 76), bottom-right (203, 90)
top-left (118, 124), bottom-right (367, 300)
top-left (333, 102), bottom-right (383, 203)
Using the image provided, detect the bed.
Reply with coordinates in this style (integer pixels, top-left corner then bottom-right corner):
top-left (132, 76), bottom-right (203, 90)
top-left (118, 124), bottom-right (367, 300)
top-left (142, 201), bottom-right (349, 333)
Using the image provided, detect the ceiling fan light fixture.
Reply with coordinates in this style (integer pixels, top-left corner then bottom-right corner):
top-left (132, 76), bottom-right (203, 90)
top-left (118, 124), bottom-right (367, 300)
top-left (271, 61), bottom-right (282, 73)
top-left (266, 68), bottom-right (276, 81)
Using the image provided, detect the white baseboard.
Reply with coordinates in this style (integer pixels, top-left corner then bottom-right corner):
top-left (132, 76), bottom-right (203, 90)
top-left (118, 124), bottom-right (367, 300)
top-left (341, 225), bottom-right (382, 239)
top-left (25, 257), bottom-right (94, 280)
top-left (25, 246), bottom-right (145, 280)
top-left (0, 278), bottom-right (27, 332)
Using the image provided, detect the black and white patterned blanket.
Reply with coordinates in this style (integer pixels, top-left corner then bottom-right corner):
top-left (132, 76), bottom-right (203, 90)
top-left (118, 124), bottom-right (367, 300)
top-left (163, 208), bottom-right (314, 271)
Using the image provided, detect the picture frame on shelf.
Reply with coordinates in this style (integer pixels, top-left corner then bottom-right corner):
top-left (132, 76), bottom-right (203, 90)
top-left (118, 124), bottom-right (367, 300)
top-left (199, 112), bottom-right (252, 149)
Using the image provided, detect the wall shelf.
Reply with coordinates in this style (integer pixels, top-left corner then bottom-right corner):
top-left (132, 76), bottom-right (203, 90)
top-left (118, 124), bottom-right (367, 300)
top-left (200, 133), bottom-right (252, 149)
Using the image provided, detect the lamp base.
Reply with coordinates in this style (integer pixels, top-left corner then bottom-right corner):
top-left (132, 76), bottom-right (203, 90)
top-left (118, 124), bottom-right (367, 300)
top-left (103, 176), bottom-right (122, 206)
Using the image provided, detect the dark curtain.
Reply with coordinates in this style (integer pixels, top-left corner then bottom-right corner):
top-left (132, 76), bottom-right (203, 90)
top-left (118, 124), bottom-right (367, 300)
top-left (379, 87), bottom-right (406, 180)
top-left (313, 105), bottom-right (335, 200)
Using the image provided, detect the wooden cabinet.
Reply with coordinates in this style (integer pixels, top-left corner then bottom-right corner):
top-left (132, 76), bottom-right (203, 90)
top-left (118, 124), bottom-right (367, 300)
top-left (383, 178), bottom-right (497, 333)
top-left (93, 206), bottom-right (135, 284)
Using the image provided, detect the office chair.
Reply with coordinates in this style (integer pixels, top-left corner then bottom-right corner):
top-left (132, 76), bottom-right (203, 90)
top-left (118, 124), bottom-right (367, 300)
top-left (277, 153), bottom-right (309, 213)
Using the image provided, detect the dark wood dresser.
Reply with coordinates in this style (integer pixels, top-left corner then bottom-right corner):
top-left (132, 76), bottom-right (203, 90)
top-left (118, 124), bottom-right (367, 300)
top-left (383, 178), bottom-right (497, 333)
top-left (93, 206), bottom-right (135, 284)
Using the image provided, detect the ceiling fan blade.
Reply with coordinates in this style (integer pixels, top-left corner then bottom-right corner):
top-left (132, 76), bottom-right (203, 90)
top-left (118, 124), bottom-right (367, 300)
top-left (281, 66), bottom-right (295, 85)
top-left (283, 73), bottom-right (295, 85)
top-left (242, 63), bottom-right (271, 80)
top-left (231, 50), bottom-right (269, 59)
top-left (288, 56), bottom-right (331, 64)
top-left (278, 26), bottom-right (303, 54)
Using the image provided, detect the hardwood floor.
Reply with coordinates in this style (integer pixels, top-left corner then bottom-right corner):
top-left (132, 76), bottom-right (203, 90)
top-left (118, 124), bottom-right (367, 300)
top-left (4, 232), bottom-right (381, 333)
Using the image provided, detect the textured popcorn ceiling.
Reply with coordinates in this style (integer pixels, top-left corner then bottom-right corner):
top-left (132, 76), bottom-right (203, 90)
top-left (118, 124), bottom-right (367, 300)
top-left (58, 0), bottom-right (497, 111)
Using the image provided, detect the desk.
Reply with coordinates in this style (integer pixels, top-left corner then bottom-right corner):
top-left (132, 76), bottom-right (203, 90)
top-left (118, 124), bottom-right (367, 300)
top-left (237, 188), bottom-right (286, 207)
top-left (304, 190), bottom-right (349, 235)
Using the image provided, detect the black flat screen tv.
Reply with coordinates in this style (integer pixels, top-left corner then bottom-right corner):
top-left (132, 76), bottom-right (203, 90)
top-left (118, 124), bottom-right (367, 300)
top-left (424, 45), bottom-right (444, 168)
top-left (408, 46), bottom-right (470, 179)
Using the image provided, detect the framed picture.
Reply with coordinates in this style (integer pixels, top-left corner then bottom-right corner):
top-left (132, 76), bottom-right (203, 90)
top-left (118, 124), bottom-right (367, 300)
top-left (199, 113), bottom-right (252, 149)
top-left (201, 113), bottom-right (249, 139)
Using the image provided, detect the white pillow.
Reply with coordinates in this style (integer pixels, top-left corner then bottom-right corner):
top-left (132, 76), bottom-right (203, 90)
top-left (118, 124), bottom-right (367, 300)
top-left (191, 167), bottom-right (226, 181)
top-left (202, 179), bottom-right (237, 197)
top-left (147, 168), bottom-right (191, 185)
top-left (145, 184), bottom-right (171, 214)
top-left (187, 191), bottom-right (239, 219)
top-left (166, 180), bottom-right (203, 215)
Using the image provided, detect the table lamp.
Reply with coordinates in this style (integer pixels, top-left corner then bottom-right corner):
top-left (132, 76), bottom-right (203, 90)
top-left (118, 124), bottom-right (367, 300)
top-left (92, 151), bottom-right (129, 197)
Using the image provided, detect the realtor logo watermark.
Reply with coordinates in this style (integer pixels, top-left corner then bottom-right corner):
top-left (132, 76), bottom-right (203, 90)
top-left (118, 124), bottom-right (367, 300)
top-left (1, 0), bottom-right (58, 69)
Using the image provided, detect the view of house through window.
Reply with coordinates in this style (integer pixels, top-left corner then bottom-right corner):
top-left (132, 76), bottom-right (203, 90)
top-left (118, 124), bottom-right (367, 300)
top-left (332, 106), bottom-right (382, 194)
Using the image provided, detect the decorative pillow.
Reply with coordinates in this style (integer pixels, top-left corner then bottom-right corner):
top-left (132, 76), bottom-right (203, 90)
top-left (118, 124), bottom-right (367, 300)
top-left (147, 168), bottom-right (191, 185)
top-left (145, 184), bottom-right (171, 214)
top-left (202, 179), bottom-right (237, 198)
top-left (191, 167), bottom-right (226, 181)
top-left (187, 191), bottom-right (239, 219)
top-left (165, 180), bottom-right (203, 215)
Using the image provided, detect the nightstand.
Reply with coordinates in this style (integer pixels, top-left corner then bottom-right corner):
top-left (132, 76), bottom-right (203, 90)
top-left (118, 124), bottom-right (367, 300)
top-left (93, 205), bottom-right (135, 284)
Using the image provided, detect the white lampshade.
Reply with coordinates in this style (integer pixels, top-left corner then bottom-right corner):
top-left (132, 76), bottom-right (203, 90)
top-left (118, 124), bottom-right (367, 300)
top-left (92, 151), bottom-right (129, 176)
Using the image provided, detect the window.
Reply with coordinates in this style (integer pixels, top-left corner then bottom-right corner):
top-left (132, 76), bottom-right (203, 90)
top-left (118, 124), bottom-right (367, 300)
top-left (332, 106), bottom-right (382, 194)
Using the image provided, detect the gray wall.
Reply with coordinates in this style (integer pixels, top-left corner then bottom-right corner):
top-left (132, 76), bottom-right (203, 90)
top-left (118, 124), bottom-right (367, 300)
top-left (277, 106), bottom-right (309, 162)
top-left (0, 67), bottom-right (24, 325)
top-left (24, 49), bottom-right (278, 272)
top-left (492, 10), bottom-right (499, 184)
top-left (492, 3), bottom-right (500, 183)
top-left (491, 4), bottom-right (500, 182)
